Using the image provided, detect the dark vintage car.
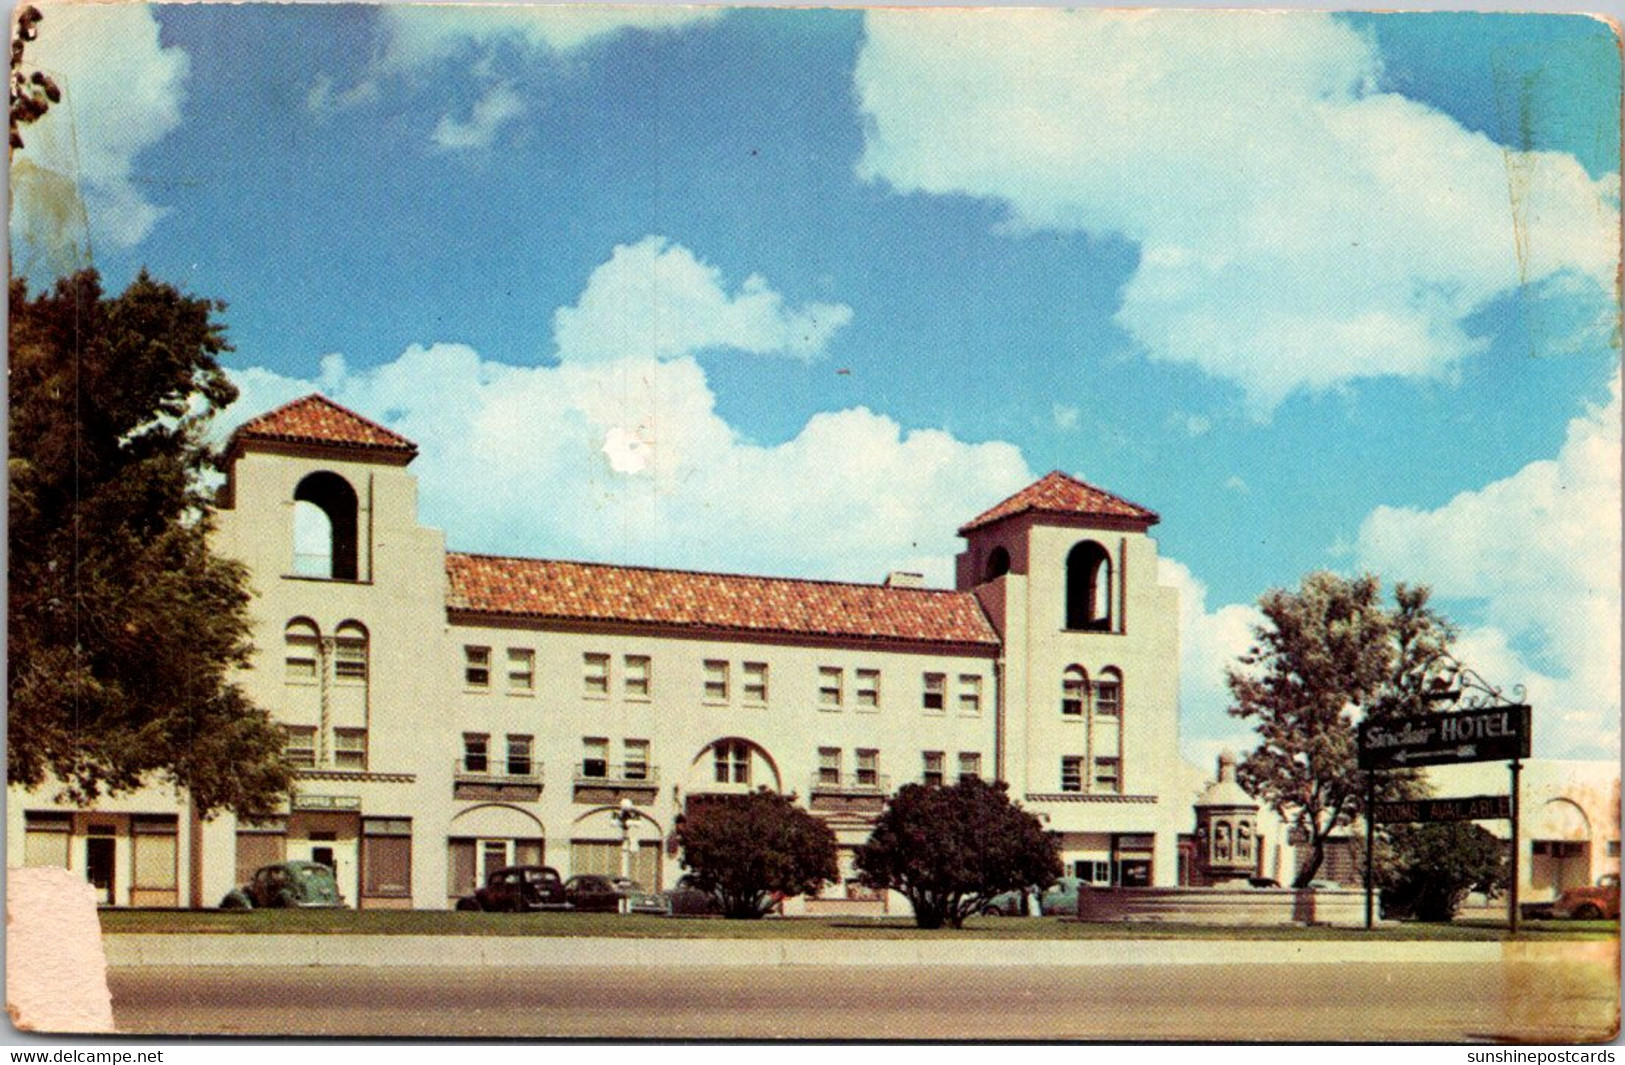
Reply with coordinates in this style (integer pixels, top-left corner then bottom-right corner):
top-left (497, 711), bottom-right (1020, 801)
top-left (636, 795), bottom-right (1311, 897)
top-left (220, 861), bottom-right (344, 909)
top-left (662, 874), bottom-right (723, 916)
top-left (564, 874), bottom-right (671, 915)
top-left (456, 865), bottom-right (569, 912)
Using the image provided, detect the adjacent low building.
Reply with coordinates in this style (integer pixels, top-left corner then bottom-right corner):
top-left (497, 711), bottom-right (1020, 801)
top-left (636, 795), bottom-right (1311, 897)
top-left (9, 394), bottom-right (1199, 910)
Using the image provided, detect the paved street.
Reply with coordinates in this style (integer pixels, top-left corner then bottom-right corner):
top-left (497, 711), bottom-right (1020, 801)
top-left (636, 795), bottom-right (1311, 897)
top-left (109, 957), bottom-right (1619, 1042)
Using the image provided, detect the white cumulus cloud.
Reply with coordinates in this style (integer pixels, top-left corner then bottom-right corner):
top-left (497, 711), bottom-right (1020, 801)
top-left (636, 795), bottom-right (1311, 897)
top-left (10, 3), bottom-right (189, 273)
top-left (223, 348), bottom-right (1029, 586)
top-left (554, 236), bottom-right (854, 363)
top-left (1158, 557), bottom-right (1266, 765)
top-left (854, 10), bottom-right (1619, 412)
top-left (1356, 371), bottom-right (1621, 759)
top-left (432, 84), bottom-right (525, 152)
top-left (218, 241), bottom-right (1021, 584)
top-left (380, 6), bottom-right (723, 72)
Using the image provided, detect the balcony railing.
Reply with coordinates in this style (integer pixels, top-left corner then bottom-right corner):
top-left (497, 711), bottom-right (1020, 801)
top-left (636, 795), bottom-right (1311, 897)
top-left (453, 759), bottom-right (544, 787)
top-left (573, 762), bottom-right (660, 788)
top-left (810, 771), bottom-right (889, 795)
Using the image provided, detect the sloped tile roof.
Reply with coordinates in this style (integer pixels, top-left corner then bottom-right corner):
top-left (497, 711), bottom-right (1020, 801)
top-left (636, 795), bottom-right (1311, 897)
top-left (446, 553), bottom-right (1000, 647)
top-left (231, 394), bottom-right (418, 457)
top-left (958, 470), bottom-right (1158, 533)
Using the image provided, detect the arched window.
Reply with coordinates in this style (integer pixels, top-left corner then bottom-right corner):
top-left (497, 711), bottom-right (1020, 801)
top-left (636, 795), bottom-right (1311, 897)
top-left (293, 472), bottom-right (359, 580)
top-left (1065, 541), bottom-right (1112, 631)
top-left (983, 546), bottom-right (1011, 582)
top-left (1061, 666), bottom-right (1087, 717)
top-left (1096, 667), bottom-right (1122, 717)
top-left (284, 619), bottom-right (320, 683)
top-left (333, 621), bottom-right (368, 684)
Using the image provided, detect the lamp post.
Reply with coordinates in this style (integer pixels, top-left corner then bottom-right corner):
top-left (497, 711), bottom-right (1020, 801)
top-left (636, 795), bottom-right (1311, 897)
top-left (614, 798), bottom-right (637, 912)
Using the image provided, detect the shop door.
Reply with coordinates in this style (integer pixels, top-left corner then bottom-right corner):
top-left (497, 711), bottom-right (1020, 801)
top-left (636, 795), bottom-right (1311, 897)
top-left (86, 836), bottom-right (116, 905)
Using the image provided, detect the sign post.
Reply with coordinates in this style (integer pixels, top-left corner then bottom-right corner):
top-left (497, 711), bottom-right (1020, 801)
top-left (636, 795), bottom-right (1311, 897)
top-left (1358, 702), bottom-right (1530, 933)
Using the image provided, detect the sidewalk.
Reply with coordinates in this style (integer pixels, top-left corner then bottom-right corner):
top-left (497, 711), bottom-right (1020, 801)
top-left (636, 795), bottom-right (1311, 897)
top-left (103, 933), bottom-right (1602, 969)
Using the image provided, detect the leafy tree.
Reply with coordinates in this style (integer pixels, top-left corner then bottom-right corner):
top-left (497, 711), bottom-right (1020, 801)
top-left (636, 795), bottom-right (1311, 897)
top-left (676, 789), bottom-right (839, 918)
top-left (855, 778), bottom-right (1060, 929)
top-left (1228, 573), bottom-right (1455, 887)
top-left (9, 269), bottom-right (294, 817)
top-left (1379, 822), bottom-right (1509, 922)
top-left (10, 6), bottom-right (60, 149)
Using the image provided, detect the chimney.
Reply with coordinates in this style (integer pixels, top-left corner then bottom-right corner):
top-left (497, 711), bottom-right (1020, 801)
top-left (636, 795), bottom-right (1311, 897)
top-left (884, 571), bottom-right (925, 589)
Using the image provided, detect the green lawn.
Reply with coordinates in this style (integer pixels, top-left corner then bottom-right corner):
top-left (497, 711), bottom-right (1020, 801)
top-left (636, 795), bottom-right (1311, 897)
top-left (96, 908), bottom-right (1619, 942)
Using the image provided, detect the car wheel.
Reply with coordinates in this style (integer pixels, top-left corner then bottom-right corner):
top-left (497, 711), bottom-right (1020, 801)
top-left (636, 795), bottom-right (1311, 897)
top-left (455, 897), bottom-right (482, 911)
top-left (1574, 903), bottom-right (1604, 920)
top-left (275, 890), bottom-right (298, 909)
top-left (219, 890), bottom-right (252, 911)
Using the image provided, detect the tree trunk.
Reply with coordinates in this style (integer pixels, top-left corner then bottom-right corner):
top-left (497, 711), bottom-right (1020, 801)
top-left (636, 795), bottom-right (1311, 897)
top-left (1293, 833), bottom-right (1328, 888)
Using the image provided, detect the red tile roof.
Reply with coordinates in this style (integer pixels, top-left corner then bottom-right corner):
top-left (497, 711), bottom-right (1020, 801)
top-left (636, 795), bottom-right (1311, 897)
top-left (446, 553), bottom-right (1000, 647)
top-left (231, 394), bottom-right (418, 457)
top-left (959, 471), bottom-right (1158, 533)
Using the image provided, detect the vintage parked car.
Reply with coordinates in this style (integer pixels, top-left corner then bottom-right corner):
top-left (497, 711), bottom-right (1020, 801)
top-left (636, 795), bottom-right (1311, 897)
top-left (1552, 874), bottom-right (1620, 920)
top-left (456, 865), bottom-right (569, 912)
top-left (220, 861), bottom-right (344, 910)
top-left (662, 875), bottom-right (723, 916)
top-left (564, 874), bottom-right (672, 915)
top-left (984, 877), bottom-right (1087, 917)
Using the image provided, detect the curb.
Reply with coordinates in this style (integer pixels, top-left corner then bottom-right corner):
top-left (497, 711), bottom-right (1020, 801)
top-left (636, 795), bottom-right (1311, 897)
top-left (98, 933), bottom-right (1579, 969)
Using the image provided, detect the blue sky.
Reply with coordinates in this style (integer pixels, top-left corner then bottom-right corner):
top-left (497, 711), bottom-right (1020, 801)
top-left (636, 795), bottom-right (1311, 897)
top-left (12, 4), bottom-right (1620, 763)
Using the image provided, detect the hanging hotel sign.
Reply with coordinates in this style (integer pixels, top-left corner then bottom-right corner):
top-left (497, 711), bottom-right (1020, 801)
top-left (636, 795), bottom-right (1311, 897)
top-left (1369, 794), bottom-right (1512, 824)
top-left (1357, 705), bottom-right (1531, 771)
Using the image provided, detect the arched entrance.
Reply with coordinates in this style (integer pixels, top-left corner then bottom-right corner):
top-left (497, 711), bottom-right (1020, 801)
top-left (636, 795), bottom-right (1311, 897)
top-left (1531, 798), bottom-right (1592, 897)
top-left (447, 803), bottom-right (546, 902)
top-left (569, 806), bottom-right (666, 889)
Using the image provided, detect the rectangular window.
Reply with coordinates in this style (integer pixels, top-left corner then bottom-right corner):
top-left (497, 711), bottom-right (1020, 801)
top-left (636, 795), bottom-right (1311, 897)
top-left (922, 751), bottom-right (945, 787)
top-left (922, 672), bottom-right (946, 712)
top-left (582, 737), bottom-right (609, 778)
top-left (462, 733), bottom-right (489, 774)
top-left (742, 662), bottom-right (769, 704)
top-left (958, 674), bottom-right (983, 715)
top-left (958, 752), bottom-right (982, 784)
top-left (285, 629), bottom-right (319, 683)
top-left (362, 818), bottom-right (411, 897)
top-left (855, 669), bottom-right (880, 710)
top-left (715, 741), bottom-right (749, 785)
top-left (507, 648), bottom-right (535, 693)
top-left (22, 812), bottom-right (71, 869)
top-left (703, 660), bottom-right (730, 702)
top-left (624, 739), bottom-right (650, 781)
top-left (284, 726), bottom-right (317, 768)
top-left (333, 634), bottom-right (367, 683)
top-left (624, 655), bottom-right (651, 699)
top-left (856, 748), bottom-right (879, 787)
top-left (1609, 841), bottom-right (1621, 859)
top-left (131, 815), bottom-right (178, 891)
top-left (506, 734), bottom-right (533, 777)
top-left (464, 645), bottom-right (491, 689)
top-left (583, 653), bottom-right (610, 698)
top-left (818, 667), bottom-right (844, 710)
top-left (1075, 859), bottom-right (1112, 886)
top-left (1061, 756), bottom-right (1084, 793)
top-left (333, 728), bottom-right (367, 769)
top-left (1095, 756), bottom-right (1121, 793)
top-left (1096, 677), bottom-right (1121, 716)
top-left (818, 746), bottom-right (842, 786)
